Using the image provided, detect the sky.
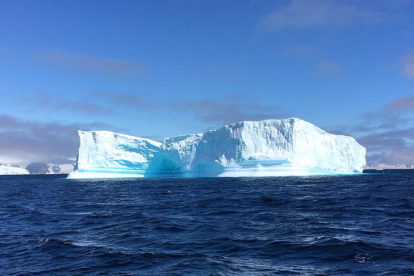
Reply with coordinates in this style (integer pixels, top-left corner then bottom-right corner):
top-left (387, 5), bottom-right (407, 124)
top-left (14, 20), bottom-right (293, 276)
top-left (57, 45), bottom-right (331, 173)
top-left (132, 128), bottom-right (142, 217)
top-left (1, 0), bottom-right (414, 168)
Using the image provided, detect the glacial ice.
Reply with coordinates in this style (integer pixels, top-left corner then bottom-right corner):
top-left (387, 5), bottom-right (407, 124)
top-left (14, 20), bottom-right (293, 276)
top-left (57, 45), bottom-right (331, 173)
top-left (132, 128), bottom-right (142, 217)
top-left (0, 165), bottom-right (29, 175)
top-left (68, 118), bottom-right (366, 179)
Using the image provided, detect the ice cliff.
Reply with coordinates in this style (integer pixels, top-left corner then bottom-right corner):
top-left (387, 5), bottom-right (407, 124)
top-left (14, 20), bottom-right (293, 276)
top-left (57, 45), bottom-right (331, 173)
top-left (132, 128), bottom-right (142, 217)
top-left (68, 118), bottom-right (366, 179)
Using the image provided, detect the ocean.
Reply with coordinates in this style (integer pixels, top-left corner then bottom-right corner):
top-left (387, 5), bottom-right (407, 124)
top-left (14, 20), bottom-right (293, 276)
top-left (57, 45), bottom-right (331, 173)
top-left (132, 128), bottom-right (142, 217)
top-left (1, 171), bottom-right (413, 275)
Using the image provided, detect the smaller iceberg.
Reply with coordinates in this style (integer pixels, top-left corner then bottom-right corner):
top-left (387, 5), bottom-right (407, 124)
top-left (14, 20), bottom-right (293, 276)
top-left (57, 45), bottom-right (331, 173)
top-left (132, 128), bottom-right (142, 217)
top-left (0, 165), bottom-right (29, 175)
top-left (68, 118), bottom-right (366, 179)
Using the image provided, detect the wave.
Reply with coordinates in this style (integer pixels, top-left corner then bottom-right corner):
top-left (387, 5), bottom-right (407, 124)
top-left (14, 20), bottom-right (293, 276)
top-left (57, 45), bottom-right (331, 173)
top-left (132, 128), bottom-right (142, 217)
top-left (2, 172), bottom-right (414, 275)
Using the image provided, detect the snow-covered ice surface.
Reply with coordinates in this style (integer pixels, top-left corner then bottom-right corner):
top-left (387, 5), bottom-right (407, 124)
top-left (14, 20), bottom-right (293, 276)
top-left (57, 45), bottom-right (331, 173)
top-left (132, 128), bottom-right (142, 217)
top-left (68, 118), bottom-right (366, 179)
top-left (0, 165), bottom-right (29, 175)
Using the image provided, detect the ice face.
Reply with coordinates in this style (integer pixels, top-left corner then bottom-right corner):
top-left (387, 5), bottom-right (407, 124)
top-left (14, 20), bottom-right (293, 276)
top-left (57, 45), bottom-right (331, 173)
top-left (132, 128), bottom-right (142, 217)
top-left (0, 165), bottom-right (29, 175)
top-left (70, 130), bottom-right (162, 178)
top-left (68, 118), bottom-right (366, 179)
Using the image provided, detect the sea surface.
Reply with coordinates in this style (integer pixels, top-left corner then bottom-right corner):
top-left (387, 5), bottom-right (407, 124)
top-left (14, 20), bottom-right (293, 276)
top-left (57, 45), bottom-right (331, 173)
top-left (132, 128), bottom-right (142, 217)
top-left (1, 171), bottom-right (414, 275)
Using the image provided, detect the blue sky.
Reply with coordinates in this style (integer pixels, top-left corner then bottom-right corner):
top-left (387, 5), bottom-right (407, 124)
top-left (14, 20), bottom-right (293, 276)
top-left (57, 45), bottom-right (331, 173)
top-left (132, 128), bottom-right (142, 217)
top-left (1, 0), bottom-right (414, 167)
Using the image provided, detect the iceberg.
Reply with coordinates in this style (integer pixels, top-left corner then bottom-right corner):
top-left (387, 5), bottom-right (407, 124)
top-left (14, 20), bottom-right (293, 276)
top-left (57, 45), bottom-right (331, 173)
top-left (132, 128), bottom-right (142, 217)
top-left (0, 165), bottom-right (29, 175)
top-left (68, 118), bottom-right (366, 179)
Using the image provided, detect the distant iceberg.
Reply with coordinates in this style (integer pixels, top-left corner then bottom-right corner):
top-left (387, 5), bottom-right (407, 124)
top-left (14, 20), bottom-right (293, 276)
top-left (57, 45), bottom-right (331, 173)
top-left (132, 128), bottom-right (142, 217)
top-left (68, 118), bottom-right (366, 179)
top-left (0, 165), bottom-right (29, 175)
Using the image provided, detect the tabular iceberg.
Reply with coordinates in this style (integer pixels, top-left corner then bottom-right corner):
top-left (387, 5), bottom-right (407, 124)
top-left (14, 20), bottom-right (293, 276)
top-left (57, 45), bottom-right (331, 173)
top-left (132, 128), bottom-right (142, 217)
top-left (68, 118), bottom-right (366, 179)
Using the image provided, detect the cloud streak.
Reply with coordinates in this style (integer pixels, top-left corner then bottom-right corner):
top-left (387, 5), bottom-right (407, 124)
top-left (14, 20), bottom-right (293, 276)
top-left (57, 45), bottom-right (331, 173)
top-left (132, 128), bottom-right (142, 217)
top-left (384, 95), bottom-right (414, 111)
top-left (89, 91), bottom-right (145, 108)
top-left (37, 50), bottom-right (147, 76)
top-left (89, 91), bottom-right (283, 125)
top-left (33, 96), bottom-right (113, 115)
top-left (28, 90), bottom-right (282, 126)
top-left (316, 60), bottom-right (345, 74)
top-left (401, 53), bottom-right (414, 79)
top-left (171, 99), bottom-right (282, 125)
top-left (95, 91), bottom-right (283, 125)
top-left (262, 0), bottom-right (381, 32)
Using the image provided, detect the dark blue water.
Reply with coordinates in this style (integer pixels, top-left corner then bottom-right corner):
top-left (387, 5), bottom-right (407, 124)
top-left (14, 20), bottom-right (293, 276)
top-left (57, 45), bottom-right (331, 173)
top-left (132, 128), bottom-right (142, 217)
top-left (1, 172), bottom-right (414, 275)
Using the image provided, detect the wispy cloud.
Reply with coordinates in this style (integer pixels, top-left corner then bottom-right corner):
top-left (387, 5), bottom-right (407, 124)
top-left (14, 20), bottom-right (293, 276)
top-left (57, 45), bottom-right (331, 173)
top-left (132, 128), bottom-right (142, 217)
top-left (358, 127), bottom-right (414, 152)
top-left (37, 50), bottom-right (147, 76)
top-left (384, 95), bottom-right (414, 111)
top-left (0, 114), bottom-right (113, 164)
top-left (29, 95), bottom-right (114, 115)
top-left (0, 44), bottom-right (11, 57)
top-left (262, 0), bottom-right (381, 32)
top-left (316, 60), bottom-right (345, 74)
top-left (91, 91), bottom-right (283, 125)
top-left (171, 99), bottom-right (282, 125)
top-left (89, 91), bottom-right (146, 108)
top-left (401, 53), bottom-right (414, 79)
top-left (111, 94), bottom-right (143, 106)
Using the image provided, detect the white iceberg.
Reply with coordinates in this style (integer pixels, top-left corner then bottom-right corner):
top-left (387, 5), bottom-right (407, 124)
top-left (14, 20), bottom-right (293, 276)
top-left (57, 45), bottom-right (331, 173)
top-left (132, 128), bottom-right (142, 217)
top-left (0, 165), bottom-right (29, 175)
top-left (68, 118), bottom-right (366, 179)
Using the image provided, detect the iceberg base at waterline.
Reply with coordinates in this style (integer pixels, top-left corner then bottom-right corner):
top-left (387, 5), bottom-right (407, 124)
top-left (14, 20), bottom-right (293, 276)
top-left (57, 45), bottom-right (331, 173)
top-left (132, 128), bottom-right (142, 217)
top-left (67, 118), bottom-right (366, 179)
